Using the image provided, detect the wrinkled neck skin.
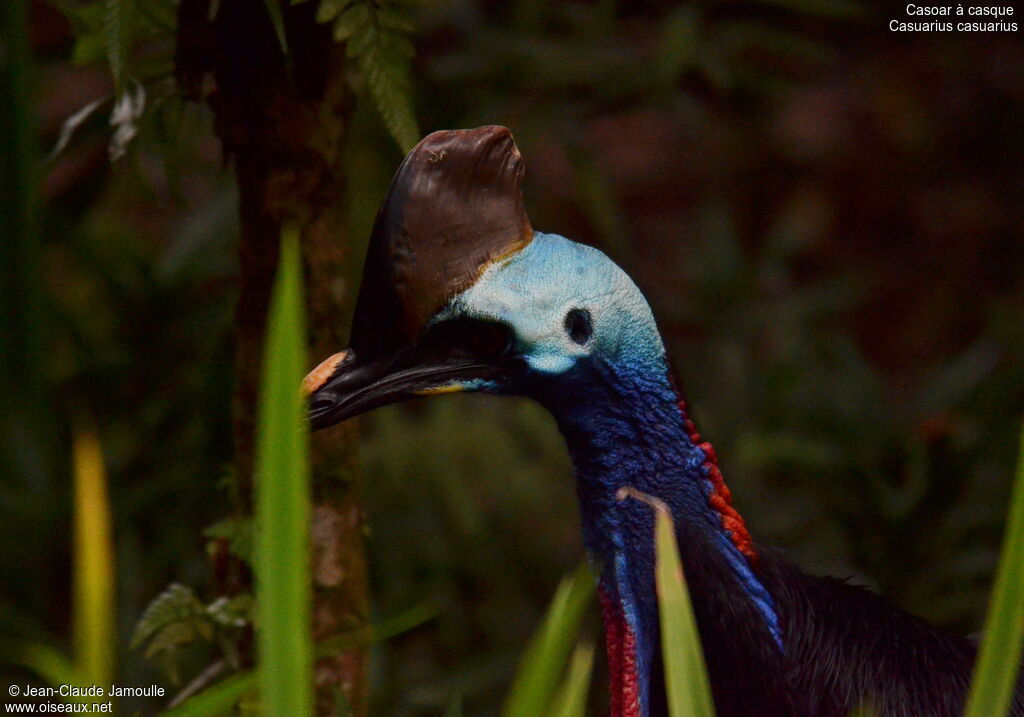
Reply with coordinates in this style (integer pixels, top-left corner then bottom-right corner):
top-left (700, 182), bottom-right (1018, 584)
top-left (529, 355), bottom-right (784, 717)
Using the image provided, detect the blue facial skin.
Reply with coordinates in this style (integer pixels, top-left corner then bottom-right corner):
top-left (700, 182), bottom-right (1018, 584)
top-left (435, 233), bottom-right (781, 713)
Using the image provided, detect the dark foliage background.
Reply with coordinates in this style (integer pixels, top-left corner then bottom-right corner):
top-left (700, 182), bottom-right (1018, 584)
top-left (2, 0), bottom-right (1022, 714)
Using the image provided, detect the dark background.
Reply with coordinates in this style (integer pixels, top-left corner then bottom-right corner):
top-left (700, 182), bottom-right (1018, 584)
top-left (2, 1), bottom-right (1023, 714)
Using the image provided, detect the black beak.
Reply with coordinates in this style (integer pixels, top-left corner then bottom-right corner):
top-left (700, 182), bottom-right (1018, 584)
top-left (305, 345), bottom-right (515, 431)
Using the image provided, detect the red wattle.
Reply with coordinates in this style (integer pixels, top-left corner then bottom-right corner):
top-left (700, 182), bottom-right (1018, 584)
top-left (600, 585), bottom-right (641, 717)
top-left (671, 379), bottom-right (757, 561)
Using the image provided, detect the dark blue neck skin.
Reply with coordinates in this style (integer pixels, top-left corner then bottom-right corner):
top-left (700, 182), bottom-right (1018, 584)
top-left (527, 356), bottom-right (782, 715)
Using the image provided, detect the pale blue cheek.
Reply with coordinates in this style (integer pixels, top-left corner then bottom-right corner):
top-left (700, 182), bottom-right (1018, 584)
top-left (526, 352), bottom-right (577, 374)
top-left (443, 230), bottom-right (666, 378)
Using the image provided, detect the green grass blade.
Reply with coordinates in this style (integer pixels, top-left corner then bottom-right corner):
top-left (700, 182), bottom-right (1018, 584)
top-left (655, 500), bottom-right (715, 717)
top-left (549, 641), bottom-right (595, 717)
top-left (71, 419), bottom-right (117, 688)
top-left (617, 487), bottom-right (716, 717)
top-left (315, 601), bottom-right (440, 658)
top-left (162, 672), bottom-right (258, 717)
top-left (963, 421), bottom-right (1024, 717)
top-left (4, 642), bottom-right (84, 694)
top-left (502, 562), bottom-right (594, 717)
top-left (2, 642), bottom-right (108, 708)
top-left (254, 223), bottom-right (312, 717)
top-left (264, 0), bottom-right (289, 55)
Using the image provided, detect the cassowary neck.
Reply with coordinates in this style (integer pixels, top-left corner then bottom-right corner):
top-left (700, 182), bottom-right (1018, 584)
top-left (534, 358), bottom-right (783, 716)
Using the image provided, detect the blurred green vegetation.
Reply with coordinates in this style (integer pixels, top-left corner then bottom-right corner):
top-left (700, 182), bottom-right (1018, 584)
top-left (965, 424), bottom-right (1024, 717)
top-left (253, 226), bottom-right (313, 717)
top-left (2, 0), bottom-right (1023, 715)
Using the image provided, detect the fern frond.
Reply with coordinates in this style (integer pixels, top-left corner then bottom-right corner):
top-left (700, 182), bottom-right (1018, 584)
top-left (313, 0), bottom-right (420, 152)
top-left (142, 621), bottom-right (211, 661)
top-left (331, 3), bottom-right (369, 41)
top-left (316, 0), bottom-right (356, 24)
top-left (294, 0), bottom-right (420, 150)
top-left (130, 583), bottom-right (206, 650)
top-left (376, 6), bottom-right (415, 34)
top-left (362, 44), bottom-right (419, 152)
top-left (207, 594), bottom-right (255, 628)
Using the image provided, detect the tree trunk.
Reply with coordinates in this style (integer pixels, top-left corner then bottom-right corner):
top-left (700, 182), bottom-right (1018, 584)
top-left (176, 2), bottom-right (369, 714)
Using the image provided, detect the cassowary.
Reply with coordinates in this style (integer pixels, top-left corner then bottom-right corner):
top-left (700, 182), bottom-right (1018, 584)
top-left (304, 126), bottom-right (1023, 717)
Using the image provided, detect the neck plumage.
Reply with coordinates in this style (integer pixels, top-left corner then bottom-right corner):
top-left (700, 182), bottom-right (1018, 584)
top-left (535, 358), bottom-right (784, 717)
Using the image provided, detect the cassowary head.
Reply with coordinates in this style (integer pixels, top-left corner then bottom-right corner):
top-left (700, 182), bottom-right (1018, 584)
top-left (306, 125), bottom-right (666, 427)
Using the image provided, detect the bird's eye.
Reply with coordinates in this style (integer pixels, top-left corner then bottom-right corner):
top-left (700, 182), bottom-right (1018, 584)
top-left (564, 309), bottom-right (592, 345)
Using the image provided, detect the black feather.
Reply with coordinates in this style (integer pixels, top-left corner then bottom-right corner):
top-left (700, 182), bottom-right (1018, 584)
top-left (660, 520), bottom-right (1024, 717)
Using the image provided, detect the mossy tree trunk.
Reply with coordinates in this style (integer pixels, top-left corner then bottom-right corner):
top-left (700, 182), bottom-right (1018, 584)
top-left (176, 2), bottom-right (369, 713)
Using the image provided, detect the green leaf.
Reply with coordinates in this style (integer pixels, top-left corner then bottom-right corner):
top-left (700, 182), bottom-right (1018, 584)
top-left (332, 3), bottom-right (370, 42)
top-left (347, 22), bottom-right (377, 58)
top-left (131, 583), bottom-right (206, 651)
top-left (144, 622), bottom-right (210, 664)
top-left (549, 641), bottom-right (595, 717)
top-left (376, 6), bottom-right (415, 33)
top-left (1, 642), bottom-right (108, 707)
top-left (618, 487), bottom-right (715, 717)
top-left (71, 420), bottom-right (117, 687)
top-left (501, 562), bottom-right (594, 717)
top-left (963, 421), bottom-right (1024, 717)
top-left (652, 495), bottom-right (715, 717)
top-left (316, 0), bottom-right (355, 24)
top-left (204, 516), bottom-right (255, 565)
top-left (133, 0), bottom-right (176, 35)
top-left (330, 1), bottom-right (419, 152)
top-left (3, 642), bottom-right (85, 696)
top-left (314, 600), bottom-right (440, 658)
top-left (264, 0), bottom-right (289, 55)
top-left (72, 32), bottom-right (107, 66)
top-left (362, 48), bottom-right (419, 152)
top-left (254, 222), bottom-right (313, 717)
top-left (131, 582), bottom-right (215, 681)
top-left (51, 0), bottom-right (104, 36)
top-left (206, 594), bottom-right (255, 628)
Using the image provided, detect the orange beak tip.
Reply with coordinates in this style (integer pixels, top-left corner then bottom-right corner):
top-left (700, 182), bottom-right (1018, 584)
top-left (302, 351), bottom-right (350, 398)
